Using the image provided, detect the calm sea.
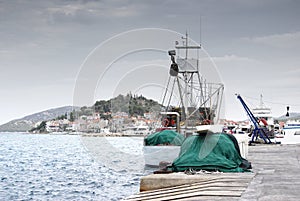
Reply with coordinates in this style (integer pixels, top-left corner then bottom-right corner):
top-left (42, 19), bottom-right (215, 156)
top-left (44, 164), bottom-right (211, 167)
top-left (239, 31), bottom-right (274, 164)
top-left (0, 133), bottom-right (149, 201)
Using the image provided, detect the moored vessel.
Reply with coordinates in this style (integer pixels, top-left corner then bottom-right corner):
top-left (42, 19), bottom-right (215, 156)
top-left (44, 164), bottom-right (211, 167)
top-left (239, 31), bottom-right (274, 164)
top-left (252, 94), bottom-right (274, 129)
top-left (143, 32), bottom-right (224, 167)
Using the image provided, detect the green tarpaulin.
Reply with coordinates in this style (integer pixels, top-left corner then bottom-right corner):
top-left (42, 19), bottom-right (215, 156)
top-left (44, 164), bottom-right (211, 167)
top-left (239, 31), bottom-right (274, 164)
top-left (144, 130), bottom-right (184, 146)
top-left (171, 133), bottom-right (251, 172)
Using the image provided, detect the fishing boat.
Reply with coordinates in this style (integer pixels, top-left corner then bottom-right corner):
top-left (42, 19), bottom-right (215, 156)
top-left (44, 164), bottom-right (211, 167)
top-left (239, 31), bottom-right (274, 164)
top-left (143, 33), bottom-right (224, 167)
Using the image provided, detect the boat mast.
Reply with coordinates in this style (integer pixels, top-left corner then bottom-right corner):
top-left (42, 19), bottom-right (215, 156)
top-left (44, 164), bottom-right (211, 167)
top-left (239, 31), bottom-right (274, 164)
top-left (182, 31), bottom-right (189, 59)
top-left (166, 31), bottom-right (224, 132)
top-left (175, 32), bottom-right (201, 133)
top-left (259, 94), bottom-right (264, 108)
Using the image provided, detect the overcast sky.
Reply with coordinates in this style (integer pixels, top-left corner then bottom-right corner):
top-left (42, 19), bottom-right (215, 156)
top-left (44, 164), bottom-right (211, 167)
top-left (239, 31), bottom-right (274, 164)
top-left (1, 0), bottom-right (300, 125)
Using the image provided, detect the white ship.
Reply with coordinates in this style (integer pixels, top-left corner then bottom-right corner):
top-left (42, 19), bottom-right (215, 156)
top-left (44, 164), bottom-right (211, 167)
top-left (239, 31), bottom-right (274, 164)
top-left (252, 94), bottom-right (274, 128)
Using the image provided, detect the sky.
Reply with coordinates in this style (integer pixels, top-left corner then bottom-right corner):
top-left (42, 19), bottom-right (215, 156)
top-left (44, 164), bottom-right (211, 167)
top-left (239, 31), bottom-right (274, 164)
top-left (0, 0), bottom-right (300, 125)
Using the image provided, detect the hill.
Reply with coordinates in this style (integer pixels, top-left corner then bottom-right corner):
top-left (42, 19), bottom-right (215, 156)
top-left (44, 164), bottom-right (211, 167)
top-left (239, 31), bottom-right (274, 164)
top-left (0, 106), bottom-right (79, 132)
top-left (93, 94), bottom-right (162, 116)
top-left (0, 94), bottom-right (163, 132)
top-left (275, 112), bottom-right (300, 121)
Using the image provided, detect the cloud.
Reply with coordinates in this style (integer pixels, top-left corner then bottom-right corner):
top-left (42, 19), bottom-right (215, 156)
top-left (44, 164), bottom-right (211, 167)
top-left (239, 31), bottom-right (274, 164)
top-left (47, 0), bottom-right (143, 21)
top-left (211, 54), bottom-right (255, 63)
top-left (284, 67), bottom-right (300, 76)
top-left (243, 31), bottom-right (300, 48)
top-left (48, 4), bottom-right (87, 16)
top-left (1, 0), bottom-right (300, 124)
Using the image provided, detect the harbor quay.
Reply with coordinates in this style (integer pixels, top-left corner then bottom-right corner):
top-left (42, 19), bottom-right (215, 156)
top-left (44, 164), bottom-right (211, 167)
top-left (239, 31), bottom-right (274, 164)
top-left (241, 143), bottom-right (300, 201)
top-left (126, 143), bottom-right (300, 201)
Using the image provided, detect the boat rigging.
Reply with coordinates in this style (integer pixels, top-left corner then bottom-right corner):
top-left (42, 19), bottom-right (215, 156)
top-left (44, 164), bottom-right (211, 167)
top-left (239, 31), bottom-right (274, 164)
top-left (160, 32), bottom-right (224, 136)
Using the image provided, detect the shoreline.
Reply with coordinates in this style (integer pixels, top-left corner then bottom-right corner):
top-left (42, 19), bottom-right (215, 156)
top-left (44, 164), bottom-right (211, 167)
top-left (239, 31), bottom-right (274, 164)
top-left (81, 133), bottom-right (145, 137)
top-left (0, 131), bottom-right (146, 137)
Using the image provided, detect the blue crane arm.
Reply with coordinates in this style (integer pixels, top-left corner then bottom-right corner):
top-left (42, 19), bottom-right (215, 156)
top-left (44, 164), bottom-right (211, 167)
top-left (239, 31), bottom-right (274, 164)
top-left (236, 94), bottom-right (260, 129)
top-left (236, 94), bottom-right (271, 144)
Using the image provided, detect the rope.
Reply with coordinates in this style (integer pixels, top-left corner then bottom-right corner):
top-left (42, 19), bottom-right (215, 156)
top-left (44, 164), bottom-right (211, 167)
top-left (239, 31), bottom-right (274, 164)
top-left (165, 78), bottom-right (176, 112)
top-left (161, 76), bottom-right (171, 107)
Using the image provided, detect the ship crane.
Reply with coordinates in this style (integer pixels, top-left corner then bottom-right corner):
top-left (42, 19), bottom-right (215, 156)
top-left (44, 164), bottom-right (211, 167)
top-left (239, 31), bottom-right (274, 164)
top-left (236, 94), bottom-right (271, 144)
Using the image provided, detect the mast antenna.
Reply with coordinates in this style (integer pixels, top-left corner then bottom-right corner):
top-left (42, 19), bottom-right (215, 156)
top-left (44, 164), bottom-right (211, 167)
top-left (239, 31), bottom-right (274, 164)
top-left (200, 15), bottom-right (202, 47)
top-left (181, 31), bottom-right (188, 59)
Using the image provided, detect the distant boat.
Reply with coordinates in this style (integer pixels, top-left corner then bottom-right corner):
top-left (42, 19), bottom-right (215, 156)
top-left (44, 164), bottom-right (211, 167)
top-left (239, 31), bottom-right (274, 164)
top-left (50, 131), bottom-right (69, 135)
top-left (252, 94), bottom-right (274, 127)
top-left (283, 120), bottom-right (300, 130)
top-left (123, 125), bottom-right (150, 136)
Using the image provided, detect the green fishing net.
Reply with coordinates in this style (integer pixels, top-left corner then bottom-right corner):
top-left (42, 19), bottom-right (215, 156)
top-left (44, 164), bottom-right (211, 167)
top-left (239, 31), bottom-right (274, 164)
top-left (172, 133), bottom-right (251, 172)
top-left (144, 130), bottom-right (184, 146)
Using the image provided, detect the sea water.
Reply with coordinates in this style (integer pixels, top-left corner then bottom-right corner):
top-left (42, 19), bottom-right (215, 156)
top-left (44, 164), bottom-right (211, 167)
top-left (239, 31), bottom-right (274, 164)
top-left (0, 133), bottom-right (149, 201)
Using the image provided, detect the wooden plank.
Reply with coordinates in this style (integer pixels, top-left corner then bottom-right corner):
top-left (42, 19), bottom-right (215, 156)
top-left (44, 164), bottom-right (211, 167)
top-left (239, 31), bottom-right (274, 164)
top-left (131, 181), bottom-right (249, 199)
top-left (127, 183), bottom-right (248, 201)
top-left (140, 177), bottom-right (252, 193)
top-left (137, 178), bottom-right (251, 196)
top-left (127, 173), bottom-right (255, 201)
top-left (127, 173), bottom-right (255, 200)
top-left (148, 190), bottom-right (243, 201)
top-left (174, 195), bottom-right (241, 201)
top-left (140, 173), bottom-right (255, 191)
top-left (127, 189), bottom-right (244, 201)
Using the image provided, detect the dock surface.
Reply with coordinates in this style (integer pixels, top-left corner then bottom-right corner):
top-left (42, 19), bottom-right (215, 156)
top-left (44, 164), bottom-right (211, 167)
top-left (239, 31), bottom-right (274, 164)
top-left (241, 144), bottom-right (300, 201)
top-left (126, 144), bottom-right (300, 200)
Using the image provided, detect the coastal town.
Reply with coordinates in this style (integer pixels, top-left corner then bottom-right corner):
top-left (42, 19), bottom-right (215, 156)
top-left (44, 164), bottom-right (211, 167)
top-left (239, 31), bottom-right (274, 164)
top-left (28, 94), bottom-right (163, 135)
top-left (31, 111), bottom-right (157, 136)
top-left (29, 104), bottom-right (300, 138)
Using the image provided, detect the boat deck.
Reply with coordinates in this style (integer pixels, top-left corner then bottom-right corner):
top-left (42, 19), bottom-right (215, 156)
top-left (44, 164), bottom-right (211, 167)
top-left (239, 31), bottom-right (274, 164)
top-left (125, 143), bottom-right (300, 200)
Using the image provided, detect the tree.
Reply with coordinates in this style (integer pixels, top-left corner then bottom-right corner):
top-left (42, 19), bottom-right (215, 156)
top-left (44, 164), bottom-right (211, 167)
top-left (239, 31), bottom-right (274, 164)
top-left (69, 111), bottom-right (75, 122)
top-left (56, 114), bottom-right (65, 120)
top-left (37, 121), bottom-right (47, 132)
top-left (30, 121), bottom-right (47, 133)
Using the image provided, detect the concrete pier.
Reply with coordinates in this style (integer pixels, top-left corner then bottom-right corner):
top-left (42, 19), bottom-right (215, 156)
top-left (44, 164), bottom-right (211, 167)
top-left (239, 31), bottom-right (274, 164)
top-left (126, 144), bottom-right (300, 200)
top-left (241, 144), bottom-right (300, 201)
